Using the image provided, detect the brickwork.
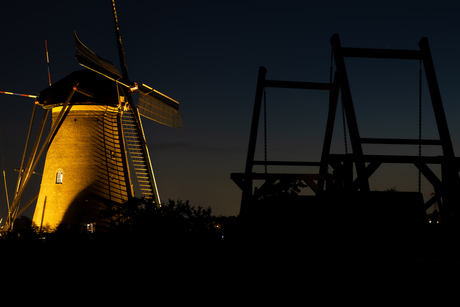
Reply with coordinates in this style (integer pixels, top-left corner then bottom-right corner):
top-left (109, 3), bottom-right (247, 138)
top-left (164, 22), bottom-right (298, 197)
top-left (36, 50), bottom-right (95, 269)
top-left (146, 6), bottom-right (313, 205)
top-left (32, 105), bottom-right (131, 231)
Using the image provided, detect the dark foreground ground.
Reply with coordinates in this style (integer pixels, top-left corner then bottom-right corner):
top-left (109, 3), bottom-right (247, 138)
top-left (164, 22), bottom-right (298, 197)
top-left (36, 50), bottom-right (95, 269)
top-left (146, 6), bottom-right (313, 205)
top-left (1, 229), bottom-right (458, 303)
top-left (3, 224), bottom-right (459, 272)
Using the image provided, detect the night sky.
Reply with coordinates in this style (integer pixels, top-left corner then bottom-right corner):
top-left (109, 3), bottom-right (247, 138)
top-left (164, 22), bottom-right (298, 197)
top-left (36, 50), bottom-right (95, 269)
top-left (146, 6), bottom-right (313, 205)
top-left (1, 0), bottom-right (460, 223)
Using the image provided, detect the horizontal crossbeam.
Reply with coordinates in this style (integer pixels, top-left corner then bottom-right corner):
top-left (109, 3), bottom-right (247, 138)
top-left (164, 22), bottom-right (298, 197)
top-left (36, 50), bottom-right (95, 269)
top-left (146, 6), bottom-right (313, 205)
top-left (231, 172), bottom-right (329, 195)
top-left (360, 138), bottom-right (442, 146)
top-left (231, 172), bottom-right (327, 181)
top-left (341, 47), bottom-right (422, 60)
top-left (264, 80), bottom-right (331, 90)
top-left (253, 160), bottom-right (322, 166)
top-left (328, 154), bottom-right (460, 165)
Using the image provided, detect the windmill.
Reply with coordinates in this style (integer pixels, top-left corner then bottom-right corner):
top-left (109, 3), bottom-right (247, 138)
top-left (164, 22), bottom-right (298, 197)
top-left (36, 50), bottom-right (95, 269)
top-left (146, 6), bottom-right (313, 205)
top-left (1, 0), bottom-right (183, 232)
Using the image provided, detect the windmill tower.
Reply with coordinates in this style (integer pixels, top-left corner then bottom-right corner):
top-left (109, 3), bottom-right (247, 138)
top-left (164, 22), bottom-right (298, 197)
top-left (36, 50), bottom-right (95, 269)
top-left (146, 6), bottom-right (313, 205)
top-left (2, 0), bottom-right (183, 232)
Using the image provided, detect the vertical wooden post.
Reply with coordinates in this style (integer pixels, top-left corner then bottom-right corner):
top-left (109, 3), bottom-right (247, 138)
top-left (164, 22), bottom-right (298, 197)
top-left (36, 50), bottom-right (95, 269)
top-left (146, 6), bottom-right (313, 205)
top-left (319, 73), bottom-right (339, 190)
top-left (330, 34), bottom-right (369, 191)
top-left (420, 37), bottom-right (460, 225)
top-left (240, 66), bottom-right (266, 216)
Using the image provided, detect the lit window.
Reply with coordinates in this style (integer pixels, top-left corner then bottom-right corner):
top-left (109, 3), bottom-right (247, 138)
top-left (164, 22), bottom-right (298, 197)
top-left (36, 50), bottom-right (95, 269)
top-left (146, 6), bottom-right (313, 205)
top-left (56, 170), bottom-right (63, 184)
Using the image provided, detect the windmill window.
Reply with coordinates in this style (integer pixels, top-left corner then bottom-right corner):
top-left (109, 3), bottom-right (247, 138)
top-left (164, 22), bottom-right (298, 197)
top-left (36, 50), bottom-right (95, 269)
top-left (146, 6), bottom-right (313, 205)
top-left (56, 170), bottom-right (63, 184)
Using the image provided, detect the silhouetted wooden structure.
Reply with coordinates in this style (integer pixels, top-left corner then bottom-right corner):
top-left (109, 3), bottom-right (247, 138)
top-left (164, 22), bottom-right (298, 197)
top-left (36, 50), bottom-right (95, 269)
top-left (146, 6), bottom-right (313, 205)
top-left (232, 33), bottom-right (460, 228)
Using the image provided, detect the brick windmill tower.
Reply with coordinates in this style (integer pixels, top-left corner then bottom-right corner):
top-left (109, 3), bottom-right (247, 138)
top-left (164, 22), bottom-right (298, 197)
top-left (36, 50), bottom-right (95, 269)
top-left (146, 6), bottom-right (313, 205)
top-left (2, 0), bottom-right (183, 232)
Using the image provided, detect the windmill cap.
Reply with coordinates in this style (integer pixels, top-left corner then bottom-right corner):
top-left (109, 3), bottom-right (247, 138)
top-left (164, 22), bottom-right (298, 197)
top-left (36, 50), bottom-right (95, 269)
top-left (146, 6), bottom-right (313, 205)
top-left (38, 70), bottom-right (125, 108)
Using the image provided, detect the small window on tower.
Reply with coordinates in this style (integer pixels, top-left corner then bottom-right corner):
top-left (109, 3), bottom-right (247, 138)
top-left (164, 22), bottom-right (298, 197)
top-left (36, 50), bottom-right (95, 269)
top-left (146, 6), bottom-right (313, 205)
top-left (56, 170), bottom-right (63, 184)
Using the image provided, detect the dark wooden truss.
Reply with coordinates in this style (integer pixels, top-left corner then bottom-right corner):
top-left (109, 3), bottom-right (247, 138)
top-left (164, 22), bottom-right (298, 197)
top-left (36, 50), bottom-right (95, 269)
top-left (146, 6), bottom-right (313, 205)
top-left (232, 34), bottom-right (460, 226)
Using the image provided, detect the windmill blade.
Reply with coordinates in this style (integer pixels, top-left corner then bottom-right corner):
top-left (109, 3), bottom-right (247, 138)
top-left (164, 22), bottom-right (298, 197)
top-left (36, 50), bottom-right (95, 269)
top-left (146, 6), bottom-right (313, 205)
top-left (74, 19), bottom-right (183, 129)
top-left (110, 0), bottom-right (129, 80)
top-left (137, 84), bottom-right (184, 129)
top-left (74, 30), bottom-right (124, 82)
top-left (0, 91), bottom-right (37, 99)
top-left (122, 108), bottom-right (160, 204)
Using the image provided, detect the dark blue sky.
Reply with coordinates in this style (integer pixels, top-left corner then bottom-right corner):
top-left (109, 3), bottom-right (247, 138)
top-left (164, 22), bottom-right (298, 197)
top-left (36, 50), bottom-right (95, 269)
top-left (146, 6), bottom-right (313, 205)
top-left (1, 0), bottom-right (460, 221)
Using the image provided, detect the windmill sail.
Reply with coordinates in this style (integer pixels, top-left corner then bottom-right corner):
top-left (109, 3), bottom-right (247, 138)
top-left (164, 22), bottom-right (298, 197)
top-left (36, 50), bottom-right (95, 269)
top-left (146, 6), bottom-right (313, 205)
top-left (74, 32), bottom-right (183, 129)
top-left (122, 108), bottom-right (160, 202)
top-left (137, 84), bottom-right (184, 129)
top-left (74, 31), bottom-right (126, 84)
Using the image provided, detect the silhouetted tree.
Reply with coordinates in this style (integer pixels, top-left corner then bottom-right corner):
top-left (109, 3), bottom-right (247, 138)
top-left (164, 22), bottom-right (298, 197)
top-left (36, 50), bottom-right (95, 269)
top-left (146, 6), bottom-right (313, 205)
top-left (5, 216), bottom-right (40, 240)
top-left (14, 216), bottom-right (32, 232)
top-left (100, 197), bottom-right (213, 242)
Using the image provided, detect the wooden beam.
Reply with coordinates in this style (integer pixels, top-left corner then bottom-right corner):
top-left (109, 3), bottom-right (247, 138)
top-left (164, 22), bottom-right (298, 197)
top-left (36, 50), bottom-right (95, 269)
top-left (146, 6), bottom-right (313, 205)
top-left (341, 47), bottom-right (421, 60)
top-left (231, 172), bottom-right (326, 181)
top-left (245, 66), bottom-right (266, 175)
top-left (253, 160), bottom-right (321, 167)
top-left (330, 33), bottom-right (369, 191)
top-left (413, 162), bottom-right (443, 190)
top-left (425, 193), bottom-right (442, 211)
top-left (319, 72), bottom-right (340, 190)
top-left (5, 86), bottom-right (75, 232)
top-left (352, 161), bottom-right (382, 190)
top-left (419, 37), bottom-right (456, 159)
top-left (360, 138), bottom-right (442, 146)
top-left (230, 173), bottom-right (247, 191)
top-left (264, 80), bottom-right (331, 90)
top-left (328, 153), bottom-right (458, 165)
top-left (304, 179), bottom-right (320, 193)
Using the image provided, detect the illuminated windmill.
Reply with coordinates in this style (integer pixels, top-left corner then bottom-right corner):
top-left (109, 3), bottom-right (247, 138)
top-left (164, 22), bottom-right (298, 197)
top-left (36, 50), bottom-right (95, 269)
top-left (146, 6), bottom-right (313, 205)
top-left (2, 0), bottom-right (183, 232)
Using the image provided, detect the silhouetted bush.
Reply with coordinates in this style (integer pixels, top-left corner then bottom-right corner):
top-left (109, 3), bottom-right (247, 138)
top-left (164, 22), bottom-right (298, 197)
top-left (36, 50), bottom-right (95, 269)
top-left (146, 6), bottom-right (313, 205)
top-left (100, 197), bottom-right (218, 242)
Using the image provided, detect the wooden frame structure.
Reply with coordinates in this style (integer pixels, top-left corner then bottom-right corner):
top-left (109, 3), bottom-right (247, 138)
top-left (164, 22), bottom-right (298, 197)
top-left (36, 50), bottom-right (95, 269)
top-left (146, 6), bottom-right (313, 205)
top-left (232, 34), bottom-right (460, 226)
top-left (329, 33), bottom-right (460, 224)
top-left (231, 66), bottom-right (340, 216)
